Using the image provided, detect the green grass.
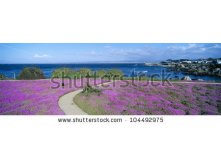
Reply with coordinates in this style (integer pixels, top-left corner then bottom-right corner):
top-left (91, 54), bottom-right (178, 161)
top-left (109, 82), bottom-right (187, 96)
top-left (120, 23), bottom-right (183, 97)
top-left (204, 85), bottom-right (214, 90)
top-left (73, 93), bottom-right (107, 115)
top-left (167, 91), bottom-right (179, 98)
top-left (181, 100), bottom-right (189, 106)
top-left (81, 84), bottom-right (101, 96)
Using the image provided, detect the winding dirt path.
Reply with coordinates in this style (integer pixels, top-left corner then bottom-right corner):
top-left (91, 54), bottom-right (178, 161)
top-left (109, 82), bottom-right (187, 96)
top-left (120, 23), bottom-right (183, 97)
top-left (58, 81), bottom-right (112, 115)
top-left (58, 88), bottom-right (87, 115)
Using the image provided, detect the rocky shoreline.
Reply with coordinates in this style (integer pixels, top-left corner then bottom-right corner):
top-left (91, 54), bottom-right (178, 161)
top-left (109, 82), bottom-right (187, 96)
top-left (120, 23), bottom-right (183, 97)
top-left (162, 58), bottom-right (221, 78)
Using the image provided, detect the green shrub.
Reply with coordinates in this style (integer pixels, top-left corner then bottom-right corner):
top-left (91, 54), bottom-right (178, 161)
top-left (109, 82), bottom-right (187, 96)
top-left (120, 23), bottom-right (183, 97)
top-left (95, 70), bottom-right (107, 78)
top-left (52, 68), bottom-right (92, 78)
top-left (106, 69), bottom-right (123, 77)
top-left (181, 100), bottom-right (188, 106)
top-left (79, 68), bottom-right (92, 77)
top-left (52, 68), bottom-right (76, 78)
top-left (0, 73), bottom-right (6, 80)
top-left (18, 67), bottom-right (45, 80)
top-left (51, 68), bottom-right (124, 79)
top-left (82, 83), bottom-right (101, 96)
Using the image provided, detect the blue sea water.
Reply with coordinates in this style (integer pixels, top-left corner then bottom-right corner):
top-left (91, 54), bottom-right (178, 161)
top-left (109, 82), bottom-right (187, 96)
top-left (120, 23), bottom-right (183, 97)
top-left (0, 63), bottom-right (221, 82)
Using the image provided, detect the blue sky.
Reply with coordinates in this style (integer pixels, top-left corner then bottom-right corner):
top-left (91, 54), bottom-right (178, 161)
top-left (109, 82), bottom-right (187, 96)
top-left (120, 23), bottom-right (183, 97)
top-left (0, 43), bottom-right (221, 63)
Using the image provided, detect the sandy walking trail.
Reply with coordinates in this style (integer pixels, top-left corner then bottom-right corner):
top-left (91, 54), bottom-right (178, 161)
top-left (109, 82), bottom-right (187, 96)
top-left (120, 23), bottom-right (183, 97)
top-left (58, 88), bottom-right (87, 115)
top-left (58, 81), bottom-right (112, 115)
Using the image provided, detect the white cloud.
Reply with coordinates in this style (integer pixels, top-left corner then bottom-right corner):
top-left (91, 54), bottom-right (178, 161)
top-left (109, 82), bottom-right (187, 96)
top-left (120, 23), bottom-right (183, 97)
top-left (168, 43), bottom-right (198, 51)
top-left (187, 43), bottom-right (197, 48)
top-left (89, 51), bottom-right (96, 55)
top-left (34, 54), bottom-right (51, 58)
top-left (77, 44), bottom-right (221, 62)
top-left (213, 44), bottom-right (221, 48)
top-left (104, 45), bottom-right (112, 48)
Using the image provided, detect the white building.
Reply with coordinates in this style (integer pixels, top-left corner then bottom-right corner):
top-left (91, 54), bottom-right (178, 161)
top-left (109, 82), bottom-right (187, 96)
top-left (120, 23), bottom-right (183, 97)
top-left (182, 61), bottom-right (192, 64)
top-left (217, 60), bottom-right (221, 64)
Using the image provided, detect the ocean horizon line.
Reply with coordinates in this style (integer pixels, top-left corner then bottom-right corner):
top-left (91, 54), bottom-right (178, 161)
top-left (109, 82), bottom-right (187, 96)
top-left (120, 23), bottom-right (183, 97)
top-left (0, 62), bottom-right (153, 65)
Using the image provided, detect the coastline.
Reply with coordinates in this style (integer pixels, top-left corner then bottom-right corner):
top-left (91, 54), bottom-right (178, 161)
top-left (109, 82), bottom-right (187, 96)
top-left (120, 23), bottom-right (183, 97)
top-left (1, 63), bottom-right (221, 82)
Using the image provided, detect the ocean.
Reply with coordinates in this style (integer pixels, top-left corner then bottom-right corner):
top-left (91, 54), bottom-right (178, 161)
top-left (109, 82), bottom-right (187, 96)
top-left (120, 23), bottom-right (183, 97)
top-left (0, 63), bottom-right (221, 82)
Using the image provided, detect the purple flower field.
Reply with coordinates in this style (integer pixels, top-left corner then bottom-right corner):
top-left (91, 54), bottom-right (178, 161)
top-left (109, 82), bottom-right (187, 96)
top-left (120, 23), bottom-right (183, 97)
top-left (1, 79), bottom-right (221, 115)
top-left (0, 79), bottom-right (101, 115)
top-left (75, 81), bottom-right (221, 115)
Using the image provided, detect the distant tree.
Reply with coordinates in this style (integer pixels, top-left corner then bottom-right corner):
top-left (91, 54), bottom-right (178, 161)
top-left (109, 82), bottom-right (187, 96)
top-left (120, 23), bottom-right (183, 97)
top-left (106, 69), bottom-right (123, 77)
top-left (79, 68), bottom-right (92, 77)
top-left (96, 70), bottom-right (107, 78)
top-left (52, 68), bottom-right (92, 78)
top-left (0, 73), bottom-right (6, 80)
top-left (18, 67), bottom-right (45, 80)
top-left (52, 68), bottom-right (74, 78)
top-left (207, 58), bottom-right (213, 61)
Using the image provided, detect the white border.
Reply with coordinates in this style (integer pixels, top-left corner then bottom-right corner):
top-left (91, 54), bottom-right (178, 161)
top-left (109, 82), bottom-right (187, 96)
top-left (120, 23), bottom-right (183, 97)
top-left (0, 0), bottom-right (221, 167)
top-left (0, 0), bottom-right (221, 42)
top-left (0, 116), bottom-right (221, 167)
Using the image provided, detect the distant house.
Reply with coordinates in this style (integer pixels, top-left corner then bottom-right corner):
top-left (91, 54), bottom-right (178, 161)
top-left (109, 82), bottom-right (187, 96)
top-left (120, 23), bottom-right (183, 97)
top-left (203, 60), bottom-right (212, 64)
top-left (216, 59), bottom-right (221, 64)
top-left (182, 61), bottom-right (192, 64)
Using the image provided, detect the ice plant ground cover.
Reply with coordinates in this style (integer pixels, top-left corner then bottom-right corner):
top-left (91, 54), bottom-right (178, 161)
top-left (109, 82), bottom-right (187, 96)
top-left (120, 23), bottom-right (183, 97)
top-left (0, 79), bottom-right (103, 115)
top-left (74, 81), bottom-right (221, 115)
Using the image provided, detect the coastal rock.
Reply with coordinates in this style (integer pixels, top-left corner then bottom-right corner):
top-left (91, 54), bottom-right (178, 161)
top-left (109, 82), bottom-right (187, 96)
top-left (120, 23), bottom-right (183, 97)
top-left (181, 76), bottom-right (192, 81)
